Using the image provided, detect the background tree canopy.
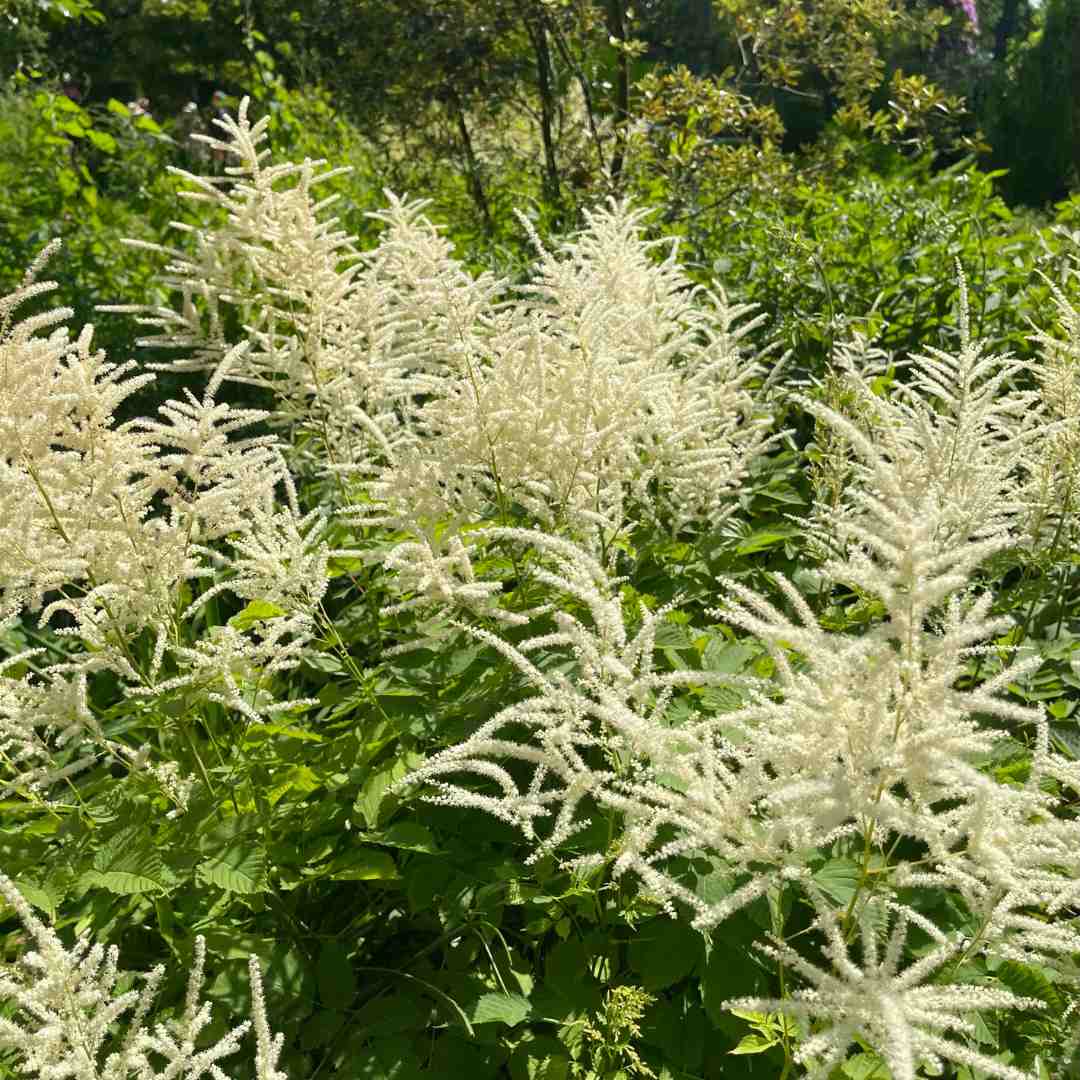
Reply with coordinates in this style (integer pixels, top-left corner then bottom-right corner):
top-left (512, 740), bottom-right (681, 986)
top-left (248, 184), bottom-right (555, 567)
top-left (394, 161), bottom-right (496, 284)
top-left (5, 0), bottom-right (1076, 214)
top-left (0, 0), bottom-right (1076, 357)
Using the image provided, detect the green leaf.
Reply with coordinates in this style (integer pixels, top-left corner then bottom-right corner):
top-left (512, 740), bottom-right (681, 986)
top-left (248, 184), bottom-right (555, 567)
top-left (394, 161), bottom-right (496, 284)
top-left (735, 528), bottom-right (798, 555)
top-left (995, 960), bottom-right (1061, 1013)
top-left (266, 764), bottom-right (322, 806)
top-left (470, 992), bottom-right (531, 1027)
top-left (373, 822), bottom-right (437, 852)
top-left (701, 919), bottom-right (768, 1026)
top-left (812, 858), bottom-right (860, 907)
top-left (85, 128), bottom-right (117, 153)
top-left (842, 1052), bottom-right (890, 1078)
top-left (353, 758), bottom-right (409, 829)
top-left (229, 599), bottom-right (287, 630)
top-left (244, 722), bottom-right (323, 745)
top-left (8, 878), bottom-right (57, 919)
top-left (729, 1034), bottom-right (777, 1055)
top-left (317, 942), bottom-right (357, 1011)
top-left (701, 639), bottom-right (757, 675)
top-left (323, 847), bottom-right (399, 881)
top-left (197, 841), bottom-right (267, 894)
top-left (301, 1009), bottom-right (346, 1050)
top-left (57, 168), bottom-right (79, 196)
top-left (87, 830), bottom-right (168, 895)
top-left (627, 918), bottom-right (703, 990)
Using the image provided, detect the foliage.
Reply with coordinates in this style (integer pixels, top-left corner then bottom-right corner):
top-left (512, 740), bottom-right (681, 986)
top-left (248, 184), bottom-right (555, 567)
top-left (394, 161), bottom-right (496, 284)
top-left (661, 154), bottom-right (1047, 377)
top-left (3, 97), bottom-right (1080, 1080)
top-left (0, 79), bottom-right (186, 361)
top-left (979, 0), bottom-right (1080, 207)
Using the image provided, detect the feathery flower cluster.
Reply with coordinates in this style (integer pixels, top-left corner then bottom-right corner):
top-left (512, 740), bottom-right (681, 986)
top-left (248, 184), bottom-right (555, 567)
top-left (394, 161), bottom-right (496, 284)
top-left (108, 104), bottom-right (504, 476)
top-left (359, 204), bottom-right (777, 550)
top-left (399, 289), bottom-right (1080, 1074)
top-left (0, 252), bottom-right (344, 806)
top-left (0, 873), bottom-right (286, 1080)
top-left (730, 893), bottom-right (1041, 1080)
top-left (121, 103), bottom-right (778, 627)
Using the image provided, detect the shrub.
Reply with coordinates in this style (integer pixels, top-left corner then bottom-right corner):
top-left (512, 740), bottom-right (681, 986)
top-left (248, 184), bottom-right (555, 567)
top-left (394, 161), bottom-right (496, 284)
top-left (3, 99), bottom-right (1080, 1080)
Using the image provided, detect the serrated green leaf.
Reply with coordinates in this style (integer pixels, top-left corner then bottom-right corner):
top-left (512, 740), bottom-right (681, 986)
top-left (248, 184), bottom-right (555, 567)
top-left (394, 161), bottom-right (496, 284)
top-left (197, 842), bottom-right (267, 894)
top-left (244, 722), bottom-right (324, 745)
top-left (229, 599), bottom-right (287, 630)
top-left (628, 919), bottom-right (703, 990)
top-left (812, 858), bottom-right (860, 906)
top-left (996, 960), bottom-right (1060, 1013)
top-left (354, 759), bottom-right (409, 829)
top-left (86, 128), bottom-right (117, 153)
top-left (735, 528), bottom-right (798, 555)
top-left (702, 639), bottom-right (757, 674)
top-left (82, 869), bottom-right (164, 895)
top-left (266, 764), bottom-right (321, 806)
top-left (7, 879), bottom-right (56, 919)
top-left (729, 1034), bottom-right (777, 1054)
top-left (471, 992), bottom-right (531, 1027)
top-left (842, 1052), bottom-right (888, 1078)
top-left (301, 1009), bottom-right (347, 1050)
top-left (89, 831), bottom-right (167, 894)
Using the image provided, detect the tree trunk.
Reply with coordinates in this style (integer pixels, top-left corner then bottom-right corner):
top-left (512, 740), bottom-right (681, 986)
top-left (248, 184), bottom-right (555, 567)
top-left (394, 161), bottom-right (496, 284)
top-left (525, 9), bottom-right (562, 211)
top-left (447, 89), bottom-right (496, 239)
top-left (606, 0), bottom-right (630, 184)
top-left (993, 0), bottom-right (1022, 63)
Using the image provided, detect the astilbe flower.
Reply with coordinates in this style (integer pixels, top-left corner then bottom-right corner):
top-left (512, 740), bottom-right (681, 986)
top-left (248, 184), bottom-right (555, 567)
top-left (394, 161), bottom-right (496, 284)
top-left (108, 102), bottom-right (504, 475)
top-left (0, 873), bottom-right (286, 1080)
top-left (385, 201), bottom-right (776, 546)
top-left (728, 893), bottom-right (1041, 1080)
top-left (349, 201), bottom-right (777, 627)
top-left (803, 269), bottom-right (1047, 562)
top-left (0, 251), bottom-right (338, 805)
top-left (0, 659), bottom-right (99, 801)
top-left (1024, 244), bottom-right (1080, 549)
top-left (400, 283), bottom-right (1080, 1071)
top-left (0, 251), bottom-right (283, 662)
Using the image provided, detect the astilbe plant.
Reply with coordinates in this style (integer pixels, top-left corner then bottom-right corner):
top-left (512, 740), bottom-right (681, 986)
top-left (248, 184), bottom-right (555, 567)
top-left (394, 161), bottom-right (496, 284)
top-left (0, 874), bottom-right (286, 1080)
top-left (0, 245), bottom-right (347, 809)
top-left (6, 102), bottom-right (1080, 1079)
top-left (398, 283), bottom-right (1080, 1077)
top-left (119, 102), bottom-right (779, 621)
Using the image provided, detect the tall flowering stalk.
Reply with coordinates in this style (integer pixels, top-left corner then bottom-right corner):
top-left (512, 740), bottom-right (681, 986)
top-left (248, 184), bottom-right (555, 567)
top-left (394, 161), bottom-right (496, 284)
top-left (399, 284), bottom-right (1080, 1076)
top-left (0, 247), bottom-right (346, 809)
top-left (0, 874), bottom-right (286, 1080)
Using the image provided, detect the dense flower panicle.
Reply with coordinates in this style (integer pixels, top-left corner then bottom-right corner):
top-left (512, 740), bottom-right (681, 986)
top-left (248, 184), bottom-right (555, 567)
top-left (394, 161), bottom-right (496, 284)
top-left (728, 895), bottom-right (1042, 1080)
top-left (803, 278), bottom-right (1046, 564)
top-left (348, 206), bottom-right (778, 628)
top-left (0, 659), bottom-right (100, 800)
top-left (0, 874), bottom-right (286, 1079)
top-left (0, 253), bottom-right (338, 805)
top-left (107, 103), bottom-right (506, 477)
top-left (1025, 246), bottom-right (1080, 545)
